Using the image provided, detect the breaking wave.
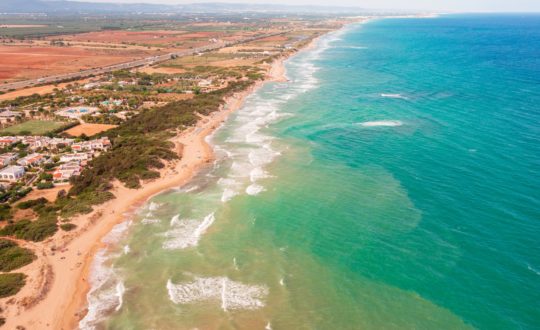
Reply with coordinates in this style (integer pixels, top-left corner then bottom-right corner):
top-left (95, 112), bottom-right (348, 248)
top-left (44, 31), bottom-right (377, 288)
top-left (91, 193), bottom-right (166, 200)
top-left (380, 93), bottom-right (408, 99)
top-left (166, 277), bottom-right (268, 311)
top-left (162, 213), bottom-right (215, 250)
top-left (358, 120), bottom-right (403, 127)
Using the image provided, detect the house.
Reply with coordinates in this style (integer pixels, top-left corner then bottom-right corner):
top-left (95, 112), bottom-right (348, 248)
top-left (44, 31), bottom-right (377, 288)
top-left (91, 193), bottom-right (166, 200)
top-left (21, 136), bottom-right (50, 150)
top-left (48, 137), bottom-right (74, 149)
top-left (0, 110), bottom-right (21, 124)
top-left (0, 165), bottom-right (25, 182)
top-left (83, 83), bottom-right (100, 90)
top-left (0, 153), bottom-right (17, 167)
top-left (60, 153), bottom-right (89, 163)
top-left (198, 79), bottom-right (213, 88)
top-left (0, 136), bottom-right (20, 147)
top-left (17, 153), bottom-right (45, 167)
top-left (72, 137), bottom-right (111, 152)
top-left (19, 136), bottom-right (73, 151)
top-left (53, 162), bottom-right (82, 181)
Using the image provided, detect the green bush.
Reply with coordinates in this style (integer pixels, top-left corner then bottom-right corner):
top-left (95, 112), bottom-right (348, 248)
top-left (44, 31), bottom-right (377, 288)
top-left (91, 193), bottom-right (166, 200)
top-left (60, 223), bottom-right (76, 231)
top-left (17, 197), bottom-right (48, 210)
top-left (0, 219), bottom-right (58, 242)
top-left (0, 204), bottom-right (12, 221)
top-left (0, 273), bottom-right (26, 298)
top-left (37, 182), bottom-right (54, 190)
top-left (0, 239), bottom-right (36, 272)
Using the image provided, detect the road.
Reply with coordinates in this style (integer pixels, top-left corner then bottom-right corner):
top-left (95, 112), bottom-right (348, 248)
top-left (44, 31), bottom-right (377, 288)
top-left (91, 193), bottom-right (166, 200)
top-left (0, 32), bottom-right (287, 93)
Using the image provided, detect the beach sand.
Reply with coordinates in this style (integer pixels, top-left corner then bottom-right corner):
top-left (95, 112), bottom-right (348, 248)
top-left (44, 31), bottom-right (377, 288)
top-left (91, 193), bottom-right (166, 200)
top-left (1, 57), bottom-right (287, 330)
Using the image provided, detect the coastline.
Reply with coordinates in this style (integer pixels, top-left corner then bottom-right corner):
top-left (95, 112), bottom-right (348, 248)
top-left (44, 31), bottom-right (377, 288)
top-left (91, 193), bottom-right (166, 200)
top-left (1, 49), bottom-right (291, 329)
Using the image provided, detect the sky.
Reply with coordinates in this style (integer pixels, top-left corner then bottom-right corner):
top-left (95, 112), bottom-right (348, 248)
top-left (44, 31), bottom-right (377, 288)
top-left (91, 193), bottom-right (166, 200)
top-left (78, 0), bottom-right (540, 12)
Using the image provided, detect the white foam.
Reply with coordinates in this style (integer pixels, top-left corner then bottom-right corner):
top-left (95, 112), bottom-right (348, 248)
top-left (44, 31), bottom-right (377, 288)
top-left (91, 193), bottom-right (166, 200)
top-left (358, 120), bottom-right (403, 127)
top-left (141, 218), bottom-right (160, 225)
top-left (381, 93), bottom-right (407, 99)
top-left (114, 282), bottom-right (126, 312)
top-left (79, 250), bottom-right (125, 330)
top-left (102, 220), bottom-right (131, 245)
top-left (166, 277), bottom-right (268, 310)
top-left (248, 147), bottom-right (278, 167)
top-left (527, 264), bottom-right (540, 276)
top-left (246, 184), bottom-right (265, 196)
top-left (221, 188), bottom-right (238, 202)
top-left (170, 214), bottom-right (181, 226)
top-left (339, 45), bottom-right (367, 50)
top-left (148, 202), bottom-right (161, 211)
top-left (175, 185), bottom-right (199, 193)
top-left (162, 213), bottom-right (215, 250)
top-left (250, 167), bottom-right (270, 182)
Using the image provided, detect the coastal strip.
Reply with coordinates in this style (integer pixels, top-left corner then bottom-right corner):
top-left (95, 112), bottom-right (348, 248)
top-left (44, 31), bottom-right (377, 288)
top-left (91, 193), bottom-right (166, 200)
top-left (0, 48), bottom-right (291, 330)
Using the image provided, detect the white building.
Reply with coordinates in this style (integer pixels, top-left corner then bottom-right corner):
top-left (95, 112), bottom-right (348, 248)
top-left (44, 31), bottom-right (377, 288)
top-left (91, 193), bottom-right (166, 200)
top-left (53, 161), bottom-right (82, 181)
top-left (0, 165), bottom-right (25, 182)
top-left (17, 153), bottom-right (45, 167)
top-left (60, 153), bottom-right (89, 163)
top-left (0, 110), bottom-right (21, 124)
top-left (71, 137), bottom-right (111, 152)
top-left (0, 153), bottom-right (17, 167)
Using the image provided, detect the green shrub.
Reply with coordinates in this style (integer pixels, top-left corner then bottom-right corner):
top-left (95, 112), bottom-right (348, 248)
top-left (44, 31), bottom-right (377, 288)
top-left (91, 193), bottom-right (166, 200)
top-left (60, 223), bottom-right (76, 231)
top-left (0, 204), bottom-right (12, 221)
top-left (37, 182), bottom-right (54, 190)
top-left (0, 239), bottom-right (36, 272)
top-left (0, 219), bottom-right (58, 242)
top-left (0, 273), bottom-right (26, 298)
top-left (17, 197), bottom-right (48, 210)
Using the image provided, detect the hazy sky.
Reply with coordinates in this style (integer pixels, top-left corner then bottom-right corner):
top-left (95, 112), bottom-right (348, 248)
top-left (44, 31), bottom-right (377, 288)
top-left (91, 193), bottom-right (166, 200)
top-left (80, 0), bottom-right (540, 12)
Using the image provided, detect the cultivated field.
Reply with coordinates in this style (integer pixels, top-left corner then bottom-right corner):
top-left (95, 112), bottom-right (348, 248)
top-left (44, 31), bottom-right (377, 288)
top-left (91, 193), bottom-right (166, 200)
top-left (63, 123), bottom-right (117, 137)
top-left (1, 120), bottom-right (69, 135)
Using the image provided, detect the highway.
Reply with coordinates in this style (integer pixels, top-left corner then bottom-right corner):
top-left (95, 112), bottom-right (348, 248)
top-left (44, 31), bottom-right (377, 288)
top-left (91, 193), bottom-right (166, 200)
top-left (0, 32), bottom-right (286, 93)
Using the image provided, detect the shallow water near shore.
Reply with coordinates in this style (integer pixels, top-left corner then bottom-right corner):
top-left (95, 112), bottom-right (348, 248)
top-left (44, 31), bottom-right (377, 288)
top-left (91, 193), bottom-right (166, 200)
top-left (82, 14), bottom-right (540, 329)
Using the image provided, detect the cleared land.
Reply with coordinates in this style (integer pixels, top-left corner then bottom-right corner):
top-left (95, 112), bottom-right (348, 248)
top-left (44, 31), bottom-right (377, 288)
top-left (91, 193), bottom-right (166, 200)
top-left (63, 123), bottom-right (117, 137)
top-left (1, 120), bottom-right (69, 135)
top-left (50, 30), bottom-right (223, 47)
top-left (0, 45), bottom-right (155, 83)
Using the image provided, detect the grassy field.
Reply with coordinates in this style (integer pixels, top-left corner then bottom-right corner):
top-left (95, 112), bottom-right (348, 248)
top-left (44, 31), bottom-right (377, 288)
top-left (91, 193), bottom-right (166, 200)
top-left (1, 120), bottom-right (70, 135)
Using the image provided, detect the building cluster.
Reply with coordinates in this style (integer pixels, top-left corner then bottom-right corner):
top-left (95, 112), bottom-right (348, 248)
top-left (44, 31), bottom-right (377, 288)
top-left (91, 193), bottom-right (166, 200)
top-left (0, 136), bottom-right (111, 185)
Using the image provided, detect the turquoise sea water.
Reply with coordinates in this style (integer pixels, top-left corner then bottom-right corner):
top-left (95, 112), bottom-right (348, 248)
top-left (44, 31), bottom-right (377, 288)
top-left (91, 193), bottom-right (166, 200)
top-left (80, 15), bottom-right (540, 329)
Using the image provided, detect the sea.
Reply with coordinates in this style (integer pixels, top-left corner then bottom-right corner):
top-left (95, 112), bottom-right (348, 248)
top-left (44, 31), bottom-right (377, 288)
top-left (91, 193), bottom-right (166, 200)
top-left (79, 14), bottom-right (540, 329)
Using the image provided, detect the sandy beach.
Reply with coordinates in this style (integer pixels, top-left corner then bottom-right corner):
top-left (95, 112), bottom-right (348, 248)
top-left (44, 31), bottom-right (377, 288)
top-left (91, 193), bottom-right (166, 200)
top-left (1, 56), bottom-right (287, 330)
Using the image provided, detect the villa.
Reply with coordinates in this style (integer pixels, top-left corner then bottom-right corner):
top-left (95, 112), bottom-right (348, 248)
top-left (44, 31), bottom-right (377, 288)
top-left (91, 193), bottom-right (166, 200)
top-left (60, 153), bottom-right (89, 163)
top-left (0, 136), bottom-right (20, 147)
top-left (0, 165), bottom-right (25, 182)
top-left (71, 137), bottom-right (111, 152)
top-left (17, 153), bottom-right (45, 167)
top-left (53, 161), bottom-right (82, 181)
top-left (0, 153), bottom-right (17, 167)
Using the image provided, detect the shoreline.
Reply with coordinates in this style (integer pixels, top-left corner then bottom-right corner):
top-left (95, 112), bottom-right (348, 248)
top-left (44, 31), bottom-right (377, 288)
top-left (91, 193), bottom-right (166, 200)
top-left (1, 48), bottom-right (291, 329)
